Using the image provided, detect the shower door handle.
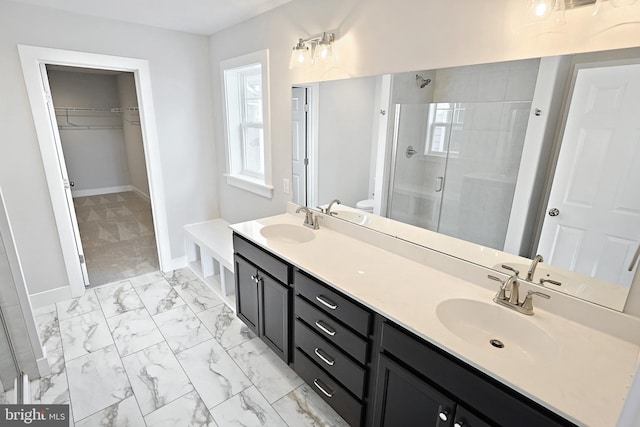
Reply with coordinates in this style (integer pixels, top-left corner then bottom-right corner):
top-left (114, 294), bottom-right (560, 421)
top-left (435, 177), bottom-right (444, 192)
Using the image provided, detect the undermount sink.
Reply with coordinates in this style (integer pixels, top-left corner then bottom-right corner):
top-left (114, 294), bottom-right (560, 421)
top-left (260, 224), bottom-right (315, 243)
top-left (333, 210), bottom-right (371, 225)
top-left (436, 298), bottom-right (557, 363)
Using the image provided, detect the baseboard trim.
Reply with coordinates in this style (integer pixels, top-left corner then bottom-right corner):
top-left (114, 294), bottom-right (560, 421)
top-left (131, 186), bottom-right (150, 201)
top-left (167, 256), bottom-right (188, 272)
top-left (29, 285), bottom-right (73, 309)
top-left (36, 354), bottom-right (51, 377)
top-left (71, 185), bottom-right (133, 198)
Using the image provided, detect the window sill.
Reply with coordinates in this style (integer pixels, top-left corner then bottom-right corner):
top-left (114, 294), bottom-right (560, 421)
top-left (225, 174), bottom-right (273, 199)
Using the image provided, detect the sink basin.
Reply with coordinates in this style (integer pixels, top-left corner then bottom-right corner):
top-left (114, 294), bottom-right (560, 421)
top-left (436, 298), bottom-right (557, 363)
top-left (260, 224), bottom-right (315, 243)
top-left (334, 210), bottom-right (370, 225)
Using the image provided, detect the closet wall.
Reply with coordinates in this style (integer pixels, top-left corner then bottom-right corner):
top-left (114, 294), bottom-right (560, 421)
top-left (47, 69), bottom-right (147, 197)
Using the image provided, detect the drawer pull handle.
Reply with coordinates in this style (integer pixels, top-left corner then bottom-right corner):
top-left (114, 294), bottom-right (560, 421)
top-left (314, 347), bottom-right (335, 366)
top-left (315, 295), bottom-right (338, 310)
top-left (313, 378), bottom-right (334, 398)
top-left (315, 320), bottom-right (336, 336)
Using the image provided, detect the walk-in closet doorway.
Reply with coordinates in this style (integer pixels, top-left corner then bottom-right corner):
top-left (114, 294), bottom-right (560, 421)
top-left (47, 65), bottom-right (158, 287)
top-left (19, 46), bottom-right (171, 298)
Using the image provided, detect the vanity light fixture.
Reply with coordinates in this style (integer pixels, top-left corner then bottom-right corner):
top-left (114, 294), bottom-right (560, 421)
top-left (288, 32), bottom-right (336, 69)
top-left (528, 0), bottom-right (637, 22)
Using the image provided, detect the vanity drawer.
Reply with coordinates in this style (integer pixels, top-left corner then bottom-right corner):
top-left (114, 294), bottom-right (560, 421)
top-left (294, 348), bottom-right (363, 427)
top-left (294, 270), bottom-right (371, 336)
top-left (233, 233), bottom-right (290, 284)
top-left (295, 319), bottom-right (366, 399)
top-left (295, 296), bottom-right (368, 363)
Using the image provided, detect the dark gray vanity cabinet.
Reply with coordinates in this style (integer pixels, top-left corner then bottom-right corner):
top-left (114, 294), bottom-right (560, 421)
top-left (293, 269), bottom-right (373, 427)
top-left (233, 233), bottom-right (292, 363)
top-left (371, 318), bottom-right (576, 427)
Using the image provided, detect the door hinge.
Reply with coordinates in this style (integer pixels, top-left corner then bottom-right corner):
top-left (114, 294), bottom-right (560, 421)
top-left (44, 91), bottom-right (53, 104)
top-left (304, 158), bottom-right (309, 166)
top-left (63, 179), bottom-right (70, 189)
top-left (79, 254), bottom-right (85, 264)
top-left (304, 104), bottom-right (309, 112)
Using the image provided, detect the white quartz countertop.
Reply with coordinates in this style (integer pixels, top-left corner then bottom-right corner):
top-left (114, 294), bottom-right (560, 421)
top-left (230, 213), bottom-right (640, 426)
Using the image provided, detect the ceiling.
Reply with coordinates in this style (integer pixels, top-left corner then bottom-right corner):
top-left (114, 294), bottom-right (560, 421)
top-left (8, 0), bottom-right (294, 35)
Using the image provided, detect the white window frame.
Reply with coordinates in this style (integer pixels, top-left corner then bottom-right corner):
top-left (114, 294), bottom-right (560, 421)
top-left (221, 50), bottom-right (273, 198)
top-left (425, 102), bottom-right (464, 156)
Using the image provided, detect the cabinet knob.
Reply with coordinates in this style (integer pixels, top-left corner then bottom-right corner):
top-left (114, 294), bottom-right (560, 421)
top-left (250, 274), bottom-right (260, 284)
top-left (454, 423), bottom-right (464, 427)
top-left (438, 411), bottom-right (449, 421)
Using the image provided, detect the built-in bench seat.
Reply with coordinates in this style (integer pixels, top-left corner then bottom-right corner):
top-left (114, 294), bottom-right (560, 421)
top-left (184, 219), bottom-right (235, 310)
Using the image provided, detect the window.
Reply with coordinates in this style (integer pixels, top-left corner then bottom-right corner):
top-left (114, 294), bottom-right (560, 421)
top-left (425, 102), bottom-right (464, 156)
top-left (221, 50), bottom-right (272, 198)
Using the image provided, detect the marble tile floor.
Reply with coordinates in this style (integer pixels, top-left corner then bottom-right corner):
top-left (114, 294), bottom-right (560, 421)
top-left (28, 268), bottom-right (349, 427)
top-left (73, 191), bottom-right (159, 287)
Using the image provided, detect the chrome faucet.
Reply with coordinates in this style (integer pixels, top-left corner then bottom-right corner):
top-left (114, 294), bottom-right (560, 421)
top-left (488, 274), bottom-right (550, 315)
top-left (296, 206), bottom-right (319, 230)
top-left (326, 199), bottom-right (341, 216)
top-left (527, 255), bottom-right (544, 281)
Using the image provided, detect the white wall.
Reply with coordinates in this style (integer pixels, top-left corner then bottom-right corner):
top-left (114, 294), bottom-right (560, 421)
top-left (317, 76), bottom-right (375, 207)
top-left (117, 73), bottom-right (150, 197)
top-left (208, 0), bottom-right (640, 224)
top-left (0, 1), bottom-right (218, 295)
top-left (48, 70), bottom-right (131, 193)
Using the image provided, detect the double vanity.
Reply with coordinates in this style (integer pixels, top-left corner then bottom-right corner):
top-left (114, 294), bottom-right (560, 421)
top-left (230, 205), bottom-right (640, 426)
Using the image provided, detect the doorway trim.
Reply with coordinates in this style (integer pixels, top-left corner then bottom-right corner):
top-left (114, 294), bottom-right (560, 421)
top-left (18, 45), bottom-right (171, 298)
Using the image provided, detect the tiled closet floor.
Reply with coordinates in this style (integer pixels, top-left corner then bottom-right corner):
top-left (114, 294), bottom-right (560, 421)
top-left (32, 268), bottom-right (349, 427)
top-left (74, 191), bottom-right (159, 287)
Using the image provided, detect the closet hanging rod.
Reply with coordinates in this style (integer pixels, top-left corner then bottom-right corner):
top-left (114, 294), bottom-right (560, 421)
top-left (54, 107), bottom-right (139, 113)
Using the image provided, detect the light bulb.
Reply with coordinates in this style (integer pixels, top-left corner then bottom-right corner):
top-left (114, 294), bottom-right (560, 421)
top-left (289, 40), bottom-right (311, 69)
top-left (531, 0), bottom-right (554, 17)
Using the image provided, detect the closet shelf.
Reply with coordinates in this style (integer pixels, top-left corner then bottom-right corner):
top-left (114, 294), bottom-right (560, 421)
top-left (54, 106), bottom-right (140, 130)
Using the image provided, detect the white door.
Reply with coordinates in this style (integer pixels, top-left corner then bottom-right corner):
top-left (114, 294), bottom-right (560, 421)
top-left (538, 63), bottom-right (640, 286)
top-left (291, 87), bottom-right (308, 205)
top-left (39, 64), bottom-right (90, 286)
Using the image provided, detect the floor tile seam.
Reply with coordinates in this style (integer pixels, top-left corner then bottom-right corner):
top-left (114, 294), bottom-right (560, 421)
top-left (173, 336), bottom-right (254, 412)
top-left (108, 297), bottom-right (165, 360)
top-left (111, 346), bottom-right (150, 426)
top-left (96, 286), bottom-right (167, 424)
top-left (270, 383), bottom-right (321, 427)
top-left (171, 283), bottom-right (226, 314)
top-left (222, 338), bottom-right (290, 405)
top-left (249, 381), bottom-right (292, 426)
top-left (207, 384), bottom-right (290, 427)
top-left (149, 303), bottom-right (212, 354)
top-left (73, 395), bottom-right (148, 427)
top-left (143, 388), bottom-right (212, 423)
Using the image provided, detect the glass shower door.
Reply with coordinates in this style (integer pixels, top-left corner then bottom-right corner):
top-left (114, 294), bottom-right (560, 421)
top-left (388, 103), bottom-right (449, 231)
top-left (0, 305), bottom-right (19, 404)
top-left (389, 101), bottom-right (532, 250)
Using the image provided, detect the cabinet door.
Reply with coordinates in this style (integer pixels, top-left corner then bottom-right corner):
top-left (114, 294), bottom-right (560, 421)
top-left (373, 354), bottom-right (455, 427)
top-left (454, 405), bottom-right (492, 427)
top-left (260, 273), bottom-right (290, 362)
top-left (235, 255), bottom-right (259, 335)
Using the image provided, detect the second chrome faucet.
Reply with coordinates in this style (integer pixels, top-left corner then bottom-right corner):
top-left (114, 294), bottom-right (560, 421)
top-left (489, 264), bottom-right (550, 315)
top-left (296, 206), bottom-right (320, 230)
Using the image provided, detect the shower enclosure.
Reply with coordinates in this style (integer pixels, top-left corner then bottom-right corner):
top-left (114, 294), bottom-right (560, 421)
top-left (0, 188), bottom-right (47, 404)
top-left (388, 101), bottom-right (532, 251)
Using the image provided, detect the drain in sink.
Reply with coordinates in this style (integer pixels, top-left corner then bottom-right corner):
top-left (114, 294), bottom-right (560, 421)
top-left (490, 339), bottom-right (504, 349)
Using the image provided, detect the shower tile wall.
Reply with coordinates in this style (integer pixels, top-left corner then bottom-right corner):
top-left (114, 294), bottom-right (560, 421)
top-left (389, 58), bottom-right (540, 250)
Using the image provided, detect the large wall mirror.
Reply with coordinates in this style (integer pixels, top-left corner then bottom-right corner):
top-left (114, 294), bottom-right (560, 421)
top-left (291, 46), bottom-right (640, 312)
